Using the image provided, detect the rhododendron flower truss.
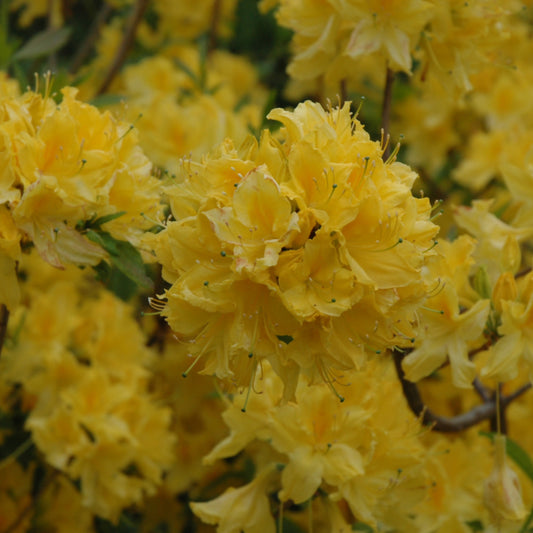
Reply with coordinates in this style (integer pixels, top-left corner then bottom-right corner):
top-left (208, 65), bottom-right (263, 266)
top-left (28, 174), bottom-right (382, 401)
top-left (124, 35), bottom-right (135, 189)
top-left (151, 101), bottom-right (439, 391)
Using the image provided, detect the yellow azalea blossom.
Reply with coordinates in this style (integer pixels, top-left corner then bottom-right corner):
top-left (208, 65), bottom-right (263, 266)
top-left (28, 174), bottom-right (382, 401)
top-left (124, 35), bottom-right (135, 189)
top-left (204, 358), bottom-right (425, 527)
top-left (10, 0), bottom-right (63, 27)
top-left (484, 434), bottom-right (527, 525)
top-left (190, 466), bottom-right (276, 533)
top-left (482, 271), bottom-right (533, 382)
top-left (421, 0), bottom-right (516, 95)
top-left (276, 0), bottom-right (433, 85)
top-left (454, 200), bottom-right (533, 280)
top-left (111, 48), bottom-right (266, 174)
top-left (3, 86), bottom-right (162, 267)
top-left (204, 169), bottom-right (300, 275)
top-left (334, 0), bottom-right (434, 73)
top-left (152, 100), bottom-right (438, 390)
top-left (1, 260), bottom-right (175, 522)
top-left (402, 283), bottom-right (490, 388)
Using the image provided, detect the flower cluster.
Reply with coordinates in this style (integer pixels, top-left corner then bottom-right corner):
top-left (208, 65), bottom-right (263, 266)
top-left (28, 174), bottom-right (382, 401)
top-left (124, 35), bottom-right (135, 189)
top-left (151, 100), bottom-right (438, 392)
top-left (1, 253), bottom-right (175, 522)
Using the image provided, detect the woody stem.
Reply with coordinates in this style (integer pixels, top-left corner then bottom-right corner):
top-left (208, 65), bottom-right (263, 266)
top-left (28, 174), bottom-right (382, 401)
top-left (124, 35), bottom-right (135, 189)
top-left (392, 349), bottom-right (531, 432)
top-left (381, 67), bottom-right (395, 160)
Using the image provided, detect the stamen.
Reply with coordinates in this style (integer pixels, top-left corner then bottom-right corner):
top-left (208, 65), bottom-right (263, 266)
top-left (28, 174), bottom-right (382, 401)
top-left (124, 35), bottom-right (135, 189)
top-left (241, 361), bottom-right (258, 412)
top-left (423, 240), bottom-right (438, 253)
top-left (148, 296), bottom-right (166, 312)
top-left (420, 306), bottom-right (444, 315)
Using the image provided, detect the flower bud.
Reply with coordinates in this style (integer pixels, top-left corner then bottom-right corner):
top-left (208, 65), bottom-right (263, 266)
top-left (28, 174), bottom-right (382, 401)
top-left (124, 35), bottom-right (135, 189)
top-left (492, 272), bottom-right (517, 314)
top-left (483, 434), bottom-right (526, 525)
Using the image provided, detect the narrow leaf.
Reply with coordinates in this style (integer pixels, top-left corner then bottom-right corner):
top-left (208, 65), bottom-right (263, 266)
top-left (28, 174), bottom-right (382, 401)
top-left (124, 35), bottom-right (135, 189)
top-left (86, 229), bottom-right (119, 256)
top-left (90, 211), bottom-right (127, 229)
top-left (13, 27), bottom-right (71, 61)
top-left (109, 238), bottom-right (154, 291)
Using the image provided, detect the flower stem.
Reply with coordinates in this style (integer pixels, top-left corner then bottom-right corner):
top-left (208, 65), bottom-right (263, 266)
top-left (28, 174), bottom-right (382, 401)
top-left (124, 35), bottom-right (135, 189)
top-left (70, 2), bottom-right (112, 74)
top-left (381, 67), bottom-right (395, 160)
top-left (96, 0), bottom-right (149, 95)
top-left (393, 349), bottom-right (531, 432)
top-left (208, 0), bottom-right (222, 54)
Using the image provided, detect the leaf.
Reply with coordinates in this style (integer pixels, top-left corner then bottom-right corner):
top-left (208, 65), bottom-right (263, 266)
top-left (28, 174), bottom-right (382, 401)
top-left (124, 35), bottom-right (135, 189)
top-left (109, 238), bottom-right (154, 291)
top-left (90, 211), bottom-right (127, 229)
top-left (87, 230), bottom-right (154, 291)
top-left (480, 431), bottom-right (533, 482)
top-left (13, 27), bottom-right (72, 61)
top-left (86, 229), bottom-right (119, 256)
top-left (92, 261), bottom-right (138, 302)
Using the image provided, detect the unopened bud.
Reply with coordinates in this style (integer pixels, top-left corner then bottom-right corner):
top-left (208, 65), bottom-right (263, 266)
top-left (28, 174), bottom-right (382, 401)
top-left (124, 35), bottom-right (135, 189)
top-left (484, 434), bottom-right (527, 525)
top-left (501, 236), bottom-right (521, 274)
top-left (492, 272), bottom-right (517, 314)
top-left (473, 266), bottom-right (492, 300)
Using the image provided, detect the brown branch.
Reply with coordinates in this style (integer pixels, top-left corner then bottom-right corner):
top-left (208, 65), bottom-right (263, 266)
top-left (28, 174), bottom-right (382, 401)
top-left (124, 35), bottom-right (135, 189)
top-left (381, 67), bottom-right (395, 160)
top-left (69, 2), bottom-right (113, 74)
top-left (0, 304), bottom-right (9, 359)
top-left (393, 349), bottom-right (532, 433)
top-left (208, 0), bottom-right (222, 54)
top-left (339, 78), bottom-right (347, 104)
top-left (96, 0), bottom-right (149, 96)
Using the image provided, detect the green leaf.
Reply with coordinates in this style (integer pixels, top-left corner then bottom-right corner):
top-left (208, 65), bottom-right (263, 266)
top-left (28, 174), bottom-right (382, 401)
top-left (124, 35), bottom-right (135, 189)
top-left (109, 238), bottom-right (154, 291)
top-left (480, 432), bottom-right (533, 482)
top-left (89, 211), bottom-right (127, 229)
top-left (93, 261), bottom-right (139, 302)
top-left (87, 230), bottom-right (154, 291)
top-left (13, 27), bottom-right (72, 61)
top-left (86, 229), bottom-right (119, 256)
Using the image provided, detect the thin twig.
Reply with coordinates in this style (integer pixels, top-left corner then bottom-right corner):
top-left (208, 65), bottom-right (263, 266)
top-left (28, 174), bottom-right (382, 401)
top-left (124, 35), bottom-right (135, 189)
top-left (339, 78), bottom-right (347, 104)
top-left (393, 350), bottom-right (532, 433)
top-left (381, 67), bottom-right (395, 160)
top-left (96, 0), bottom-right (149, 95)
top-left (0, 304), bottom-right (9, 359)
top-left (208, 0), bottom-right (222, 54)
top-left (69, 2), bottom-right (113, 74)
top-left (47, 0), bottom-right (57, 72)
top-left (473, 377), bottom-right (491, 402)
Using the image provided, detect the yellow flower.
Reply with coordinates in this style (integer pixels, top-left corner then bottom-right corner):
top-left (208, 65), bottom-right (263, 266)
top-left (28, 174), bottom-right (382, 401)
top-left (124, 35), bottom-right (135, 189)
top-left (111, 48), bottom-right (267, 174)
top-left (190, 466), bottom-right (276, 533)
top-left (204, 169), bottom-right (300, 275)
top-left (153, 100), bottom-right (438, 390)
top-left (336, 0), bottom-right (433, 73)
top-left (454, 200), bottom-right (532, 280)
top-left (403, 283), bottom-right (490, 388)
top-left (482, 271), bottom-right (533, 382)
top-left (1, 263), bottom-right (176, 522)
top-left (402, 237), bottom-right (490, 388)
top-left (10, 0), bottom-right (63, 27)
top-left (484, 434), bottom-right (527, 525)
top-left (6, 86), bottom-right (161, 267)
top-left (205, 358), bottom-right (425, 527)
